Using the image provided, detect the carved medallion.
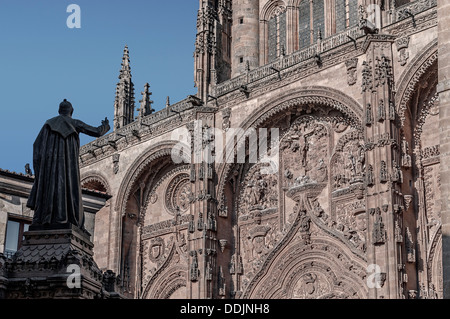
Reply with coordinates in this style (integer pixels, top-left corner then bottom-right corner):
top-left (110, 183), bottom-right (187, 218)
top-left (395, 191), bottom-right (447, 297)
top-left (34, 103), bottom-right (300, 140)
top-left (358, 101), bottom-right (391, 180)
top-left (165, 173), bottom-right (191, 215)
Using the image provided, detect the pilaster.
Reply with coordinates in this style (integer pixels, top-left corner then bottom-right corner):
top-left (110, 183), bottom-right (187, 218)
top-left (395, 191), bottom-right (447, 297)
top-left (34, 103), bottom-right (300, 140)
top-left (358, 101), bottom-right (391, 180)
top-left (362, 34), bottom-right (403, 299)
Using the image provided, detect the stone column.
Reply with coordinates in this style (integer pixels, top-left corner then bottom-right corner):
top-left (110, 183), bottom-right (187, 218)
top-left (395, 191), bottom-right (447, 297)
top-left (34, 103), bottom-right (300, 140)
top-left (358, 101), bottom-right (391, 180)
top-left (438, 0), bottom-right (450, 299)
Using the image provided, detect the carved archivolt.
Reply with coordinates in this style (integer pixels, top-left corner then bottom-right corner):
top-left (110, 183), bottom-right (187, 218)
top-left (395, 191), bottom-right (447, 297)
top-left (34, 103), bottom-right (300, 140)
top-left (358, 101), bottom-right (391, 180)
top-left (395, 39), bottom-right (438, 126)
top-left (115, 141), bottom-right (190, 217)
top-left (141, 243), bottom-right (188, 299)
top-left (261, 0), bottom-right (287, 21)
top-left (243, 236), bottom-right (368, 299)
top-left (216, 87), bottom-right (363, 211)
top-left (80, 172), bottom-right (111, 194)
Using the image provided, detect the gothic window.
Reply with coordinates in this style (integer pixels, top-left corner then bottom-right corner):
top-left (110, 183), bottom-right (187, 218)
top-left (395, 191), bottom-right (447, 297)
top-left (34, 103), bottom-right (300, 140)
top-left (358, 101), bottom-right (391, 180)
top-left (298, 0), bottom-right (324, 49)
top-left (268, 7), bottom-right (287, 62)
top-left (335, 0), bottom-right (358, 33)
top-left (298, 0), bottom-right (311, 49)
top-left (312, 0), bottom-right (324, 42)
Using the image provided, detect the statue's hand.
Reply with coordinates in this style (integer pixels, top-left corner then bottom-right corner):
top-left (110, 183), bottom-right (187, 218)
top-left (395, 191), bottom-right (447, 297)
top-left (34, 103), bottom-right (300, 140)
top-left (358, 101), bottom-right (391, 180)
top-left (102, 117), bottom-right (109, 127)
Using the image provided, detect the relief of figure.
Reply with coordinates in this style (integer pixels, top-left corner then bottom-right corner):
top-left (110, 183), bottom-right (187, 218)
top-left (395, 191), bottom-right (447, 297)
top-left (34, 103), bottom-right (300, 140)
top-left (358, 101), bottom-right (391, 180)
top-left (252, 236), bottom-right (267, 255)
top-left (242, 234), bottom-right (253, 262)
top-left (301, 134), bottom-right (309, 169)
top-left (356, 145), bottom-right (365, 176)
top-left (348, 153), bottom-right (357, 178)
top-left (247, 171), bottom-right (268, 207)
top-left (303, 273), bottom-right (318, 295)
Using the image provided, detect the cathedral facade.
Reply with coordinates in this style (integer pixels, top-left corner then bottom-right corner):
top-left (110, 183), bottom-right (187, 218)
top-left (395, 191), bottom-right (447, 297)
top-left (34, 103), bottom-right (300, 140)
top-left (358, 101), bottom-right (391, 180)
top-left (66, 0), bottom-right (446, 299)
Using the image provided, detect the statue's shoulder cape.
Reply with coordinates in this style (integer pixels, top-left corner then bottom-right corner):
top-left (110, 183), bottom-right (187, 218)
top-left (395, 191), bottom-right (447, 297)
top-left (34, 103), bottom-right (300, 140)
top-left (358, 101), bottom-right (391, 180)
top-left (44, 115), bottom-right (78, 139)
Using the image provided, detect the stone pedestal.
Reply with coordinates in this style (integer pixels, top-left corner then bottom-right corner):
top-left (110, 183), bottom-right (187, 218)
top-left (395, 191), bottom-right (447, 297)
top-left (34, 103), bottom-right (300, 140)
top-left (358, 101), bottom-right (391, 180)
top-left (4, 225), bottom-right (104, 299)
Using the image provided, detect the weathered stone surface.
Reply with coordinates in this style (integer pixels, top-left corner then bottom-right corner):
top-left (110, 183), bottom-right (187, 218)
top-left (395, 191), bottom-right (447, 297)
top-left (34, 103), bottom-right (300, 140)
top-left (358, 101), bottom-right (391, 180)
top-left (0, 0), bottom-right (446, 299)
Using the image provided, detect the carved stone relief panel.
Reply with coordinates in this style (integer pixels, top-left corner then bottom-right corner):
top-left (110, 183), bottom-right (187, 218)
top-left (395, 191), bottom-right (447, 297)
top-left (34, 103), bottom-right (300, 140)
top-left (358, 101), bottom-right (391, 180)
top-left (142, 235), bottom-right (175, 287)
top-left (331, 131), bottom-right (365, 192)
top-left (239, 163), bottom-right (278, 218)
top-left (280, 116), bottom-right (329, 188)
top-left (239, 216), bottom-right (281, 289)
top-left (423, 165), bottom-right (441, 242)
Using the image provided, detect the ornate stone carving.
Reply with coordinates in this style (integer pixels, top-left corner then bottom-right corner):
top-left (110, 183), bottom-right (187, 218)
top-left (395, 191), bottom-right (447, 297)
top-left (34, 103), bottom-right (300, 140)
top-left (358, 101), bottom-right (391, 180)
top-left (404, 195), bottom-right (413, 211)
top-left (222, 108), bottom-right (231, 131)
top-left (392, 161), bottom-right (403, 184)
top-left (190, 164), bottom-right (196, 183)
top-left (371, 208), bottom-right (386, 245)
top-left (149, 237), bottom-right (165, 263)
top-left (206, 261), bottom-right (213, 281)
top-left (422, 145), bottom-right (440, 160)
top-left (207, 212), bottom-right (217, 231)
top-left (188, 214), bottom-right (195, 233)
top-left (218, 266), bottom-right (226, 296)
top-left (197, 213), bottom-right (204, 231)
top-left (401, 138), bottom-right (412, 168)
top-left (361, 61), bottom-right (373, 93)
top-left (149, 193), bottom-right (158, 204)
top-left (396, 0), bottom-right (437, 21)
top-left (366, 164), bottom-right (374, 187)
top-left (218, 201), bottom-right (228, 218)
top-left (113, 154), bottom-right (120, 174)
top-left (395, 221), bottom-right (403, 243)
top-left (230, 254), bottom-right (243, 275)
top-left (405, 227), bottom-right (416, 263)
top-left (408, 290), bottom-right (417, 299)
top-left (365, 103), bottom-right (373, 126)
top-left (189, 251), bottom-right (199, 282)
top-left (219, 239), bottom-right (228, 253)
top-left (374, 55), bottom-right (392, 88)
top-left (331, 131), bottom-right (365, 191)
top-left (281, 117), bottom-right (329, 189)
top-left (345, 58), bottom-right (358, 86)
top-left (396, 36), bottom-right (410, 66)
top-left (165, 174), bottom-right (191, 215)
top-left (377, 99), bottom-right (386, 122)
top-left (380, 161), bottom-right (388, 183)
top-left (239, 164), bottom-right (278, 216)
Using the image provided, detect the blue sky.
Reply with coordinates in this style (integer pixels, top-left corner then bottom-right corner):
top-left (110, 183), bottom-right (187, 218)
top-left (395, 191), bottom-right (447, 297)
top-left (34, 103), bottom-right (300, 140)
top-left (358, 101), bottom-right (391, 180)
top-left (0, 0), bottom-right (198, 174)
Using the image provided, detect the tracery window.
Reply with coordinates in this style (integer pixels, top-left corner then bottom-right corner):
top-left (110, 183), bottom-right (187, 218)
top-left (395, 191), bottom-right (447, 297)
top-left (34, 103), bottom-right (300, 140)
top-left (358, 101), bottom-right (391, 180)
top-left (268, 6), bottom-right (287, 62)
top-left (335, 0), bottom-right (358, 33)
top-left (298, 0), bottom-right (324, 49)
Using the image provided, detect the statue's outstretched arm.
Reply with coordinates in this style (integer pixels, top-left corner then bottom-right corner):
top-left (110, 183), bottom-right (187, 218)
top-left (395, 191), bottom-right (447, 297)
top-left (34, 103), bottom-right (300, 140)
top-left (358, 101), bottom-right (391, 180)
top-left (75, 118), bottom-right (110, 138)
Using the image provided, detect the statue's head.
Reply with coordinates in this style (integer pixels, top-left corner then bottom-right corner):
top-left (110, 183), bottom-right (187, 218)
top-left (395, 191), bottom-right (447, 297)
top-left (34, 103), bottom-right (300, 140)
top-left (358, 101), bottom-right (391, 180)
top-left (59, 99), bottom-right (74, 116)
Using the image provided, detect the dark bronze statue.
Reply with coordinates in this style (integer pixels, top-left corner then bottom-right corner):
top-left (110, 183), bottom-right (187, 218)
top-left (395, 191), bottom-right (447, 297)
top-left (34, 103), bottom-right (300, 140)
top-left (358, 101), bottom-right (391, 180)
top-left (27, 99), bottom-right (110, 230)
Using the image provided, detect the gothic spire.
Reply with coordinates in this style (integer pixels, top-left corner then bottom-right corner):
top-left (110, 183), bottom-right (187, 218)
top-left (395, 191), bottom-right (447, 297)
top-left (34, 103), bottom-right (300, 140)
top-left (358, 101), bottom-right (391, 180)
top-left (120, 45), bottom-right (132, 79)
top-left (114, 45), bottom-right (135, 130)
top-left (137, 83), bottom-right (154, 118)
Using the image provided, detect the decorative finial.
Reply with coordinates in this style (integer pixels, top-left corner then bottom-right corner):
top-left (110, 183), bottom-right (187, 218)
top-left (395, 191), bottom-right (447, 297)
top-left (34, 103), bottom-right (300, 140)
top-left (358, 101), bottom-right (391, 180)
top-left (137, 83), bottom-right (154, 117)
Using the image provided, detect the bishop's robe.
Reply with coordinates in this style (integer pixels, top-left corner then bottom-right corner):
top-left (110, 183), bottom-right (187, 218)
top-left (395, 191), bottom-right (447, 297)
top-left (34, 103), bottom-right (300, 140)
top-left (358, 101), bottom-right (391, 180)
top-left (27, 115), bottom-right (109, 229)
